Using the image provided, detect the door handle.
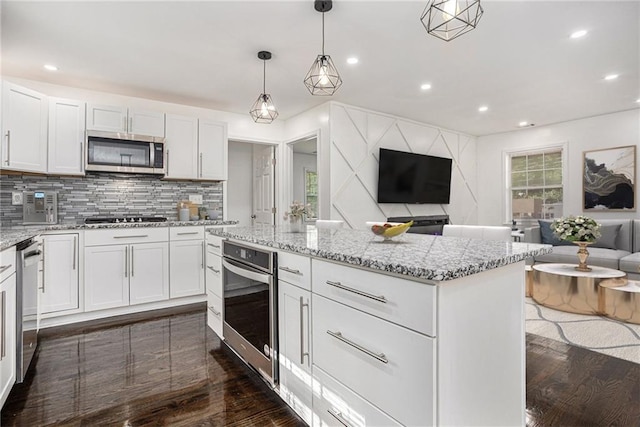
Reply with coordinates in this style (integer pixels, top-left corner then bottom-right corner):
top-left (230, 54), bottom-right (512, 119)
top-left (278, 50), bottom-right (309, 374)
top-left (5, 130), bottom-right (10, 165)
top-left (199, 153), bottom-right (203, 177)
top-left (72, 235), bottom-right (77, 270)
top-left (125, 246), bottom-right (128, 278)
top-left (201, 241), bottom-right (205, 269)
top-left (299, 297), bottom-right (309, 365)
top-left (131, 246), bottom-right (134, 277)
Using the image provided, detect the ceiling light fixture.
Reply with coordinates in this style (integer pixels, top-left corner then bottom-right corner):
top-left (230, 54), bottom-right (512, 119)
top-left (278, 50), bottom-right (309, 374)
top-left (304, 0), bottom-right (342, 96)
top-left (347, 57), bottom-right (359, 65)
top-left (420, 0), bottom-right (484, 42)
top-left (249, 51), bottom-right (278, 124)
top-left (570, 29), bottom-right (588, 39)
top-left (636, 98), bottom-right (640, 103)
top-left (604, 74), bottom-right (619, 81)
top-left (478, 105), bottom-right (488, 112)
top-left (421, 83), bottom-right (432, 90)
top-left (518, 121), bottom-right (528, 127)
top-left (44, 64), bottom-right (58, 71)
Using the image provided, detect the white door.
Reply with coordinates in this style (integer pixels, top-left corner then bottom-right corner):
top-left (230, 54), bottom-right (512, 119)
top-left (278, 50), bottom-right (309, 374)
top-left (85, 245), bottom-right (129, 311)
top-left (165, 114), bottom-right (198, 179)
top-left (48, 98), bottom-right (85, 175)
top-left (129, 109), bottom-right (165, 137)
top-left (42, 234), bottom-right (79, 314)
top-left (129, 242), bottom-right (169, 305)
top-left (86, 103), bottom-right (127, 132)
top-left (252, 144), bottom-right (275, 226)
top-left (169, 240), bottom-right (205, 298)
top-left (198, 119), bottom-right (227, 180)
top-left (1, 82), bottom-right (48, 173)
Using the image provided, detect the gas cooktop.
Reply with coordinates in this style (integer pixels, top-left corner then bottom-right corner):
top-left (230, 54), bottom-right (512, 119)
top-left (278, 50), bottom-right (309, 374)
top-left (84, 216), bottom-right (168, 224)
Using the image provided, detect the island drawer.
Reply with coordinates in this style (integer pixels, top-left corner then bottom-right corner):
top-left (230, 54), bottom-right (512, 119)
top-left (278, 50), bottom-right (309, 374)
top-left (312, 365), bottom-right (402, 427)
top-left (278, 251), bottom-right (311, 291)
top-left (206, 291), bottom-right (223, 338)
top-left (0, 246), bottom-right (17, 283)
top-left (312, 259), bottom-right (436, 336)
top-left (84, 228), bottom-right (168, 246)
top-left (312, 294), bottom-right (435, 427)
top-left (205, 252), bottom-right (222, 297)
top-left (170, 226), bottom-right (204, 241)
top-left (205, 234), bottom-right (224, 256)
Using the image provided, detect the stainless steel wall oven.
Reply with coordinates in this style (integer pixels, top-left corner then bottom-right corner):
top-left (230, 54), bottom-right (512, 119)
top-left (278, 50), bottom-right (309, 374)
top-left (222, 241), bottom-right (277, 386)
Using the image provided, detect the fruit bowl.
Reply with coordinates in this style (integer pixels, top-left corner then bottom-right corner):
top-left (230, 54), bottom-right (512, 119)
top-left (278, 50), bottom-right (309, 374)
top-left (367, 220), bottom-right (413, 241)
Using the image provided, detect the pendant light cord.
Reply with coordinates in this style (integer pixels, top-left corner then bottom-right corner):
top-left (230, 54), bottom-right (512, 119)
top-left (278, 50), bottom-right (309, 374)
top-left (321, 12), bottom-right (325, 56)
top-left (263, 59), bottom-right (266, 94)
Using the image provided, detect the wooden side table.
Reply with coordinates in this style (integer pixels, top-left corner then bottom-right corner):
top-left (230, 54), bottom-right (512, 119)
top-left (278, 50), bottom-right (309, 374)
top-left (532, 263), bottom-right (627, 315)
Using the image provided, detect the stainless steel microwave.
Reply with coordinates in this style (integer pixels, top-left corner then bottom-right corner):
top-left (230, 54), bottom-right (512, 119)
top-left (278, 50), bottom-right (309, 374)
top-left (85, 130), bottom-right (166, 175)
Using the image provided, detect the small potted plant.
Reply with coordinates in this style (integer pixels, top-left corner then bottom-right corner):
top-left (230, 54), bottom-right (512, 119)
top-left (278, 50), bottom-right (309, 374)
top-left (283, 201), bottom-right (313, 232)
top-left (551, 215), bottom-right (601, 271)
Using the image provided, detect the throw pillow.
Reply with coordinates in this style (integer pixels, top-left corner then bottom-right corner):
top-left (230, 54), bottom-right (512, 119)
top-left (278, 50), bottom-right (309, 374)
top-left (538, 220), bottom-right (573, 246)
top-left (591, 224), bottom-right (621, 249)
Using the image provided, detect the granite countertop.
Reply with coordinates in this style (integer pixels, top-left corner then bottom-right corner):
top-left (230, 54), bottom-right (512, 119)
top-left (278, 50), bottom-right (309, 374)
top-left (0, 220), bottom-right (238, 250)
top-left (209, 225), bottom-right (552, 281)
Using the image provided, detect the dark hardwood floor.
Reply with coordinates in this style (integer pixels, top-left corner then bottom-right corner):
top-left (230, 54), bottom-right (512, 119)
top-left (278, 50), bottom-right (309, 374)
top-left (2, 306), bottom-right (638, 426)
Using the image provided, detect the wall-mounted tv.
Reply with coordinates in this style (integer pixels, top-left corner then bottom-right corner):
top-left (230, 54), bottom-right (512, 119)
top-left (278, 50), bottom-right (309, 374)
top-left (377, 148), bottom-right (452, 204)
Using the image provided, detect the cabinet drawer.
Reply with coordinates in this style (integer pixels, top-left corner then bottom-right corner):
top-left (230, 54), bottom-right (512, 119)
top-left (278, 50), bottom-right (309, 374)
top-left (278, 251), bottom-right (311, 291)
top-left (312, 366), bottom-right (402, 427)
top-left (205, 234), bottom-right (224, 256)
top-left (206, 252), bottom-right (222, 297)
top-left (85, 227), bottom-right (168, 246)
top-left (170, 226), bottom-right (204, 241)
top-left (0, 246), bottom-right (16, 283)
top-left (313, 294), bottom-right (435, 427)
top-left (206, 291), bottom-right (223, 338)
top-left (313, 259), bottom-right (436, 336)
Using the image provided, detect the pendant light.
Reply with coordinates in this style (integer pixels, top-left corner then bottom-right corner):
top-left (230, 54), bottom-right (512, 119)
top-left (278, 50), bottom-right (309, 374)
top-left (421, 0), bottom-right (483, 42)
top-left (250, 51), bottom-right (278, 124)
top-left (304, 0), bottom-right (342, 96)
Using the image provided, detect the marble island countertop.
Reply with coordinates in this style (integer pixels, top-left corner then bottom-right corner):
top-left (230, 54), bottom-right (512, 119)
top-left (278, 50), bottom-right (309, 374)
top-left (0, 219), bottom-right (238, 250)
top-left (209, 225), bottom-right (552, 281)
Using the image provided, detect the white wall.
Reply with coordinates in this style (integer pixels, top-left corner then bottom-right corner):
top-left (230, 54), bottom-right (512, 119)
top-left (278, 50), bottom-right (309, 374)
top-left (292, 152), bottom-right (317, 209)
top-left (477, 109), bottom-right (640, 226)
top-left (328, 102), bottom-right (478, 229)
top-left (227, 141), bottom-right (254, 226)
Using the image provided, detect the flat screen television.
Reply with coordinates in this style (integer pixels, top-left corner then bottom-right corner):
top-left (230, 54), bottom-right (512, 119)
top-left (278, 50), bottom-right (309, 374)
top-left (377, 148), bottom-right (452, 204)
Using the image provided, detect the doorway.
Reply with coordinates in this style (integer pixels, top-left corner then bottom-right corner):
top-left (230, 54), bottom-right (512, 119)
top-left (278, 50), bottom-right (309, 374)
top-left (289, 136), bottom-right (318, 224)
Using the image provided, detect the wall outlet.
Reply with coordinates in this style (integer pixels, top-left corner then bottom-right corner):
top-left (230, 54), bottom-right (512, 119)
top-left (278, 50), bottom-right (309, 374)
top-left (12, 192), bottom-right (23, 205)
top-left (189, 194), bottom-right (203, 205)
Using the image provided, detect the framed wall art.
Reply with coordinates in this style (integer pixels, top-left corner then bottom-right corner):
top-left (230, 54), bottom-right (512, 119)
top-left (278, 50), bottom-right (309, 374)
top-left (583, 145), bottom-right (636, 211)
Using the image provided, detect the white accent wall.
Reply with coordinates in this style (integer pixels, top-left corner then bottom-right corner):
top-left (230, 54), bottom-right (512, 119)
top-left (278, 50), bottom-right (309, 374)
top-left (328, 103), bottom-right (478, 229)
top-left (477, 109), bottom-right (640, 226)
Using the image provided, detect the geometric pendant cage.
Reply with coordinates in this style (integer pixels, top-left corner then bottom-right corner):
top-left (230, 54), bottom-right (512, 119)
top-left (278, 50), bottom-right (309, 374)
top-left (304, 0), bottom-right (342, 96)
top-left (249, 51), bottom-right (279, 124)
top-left (420, 0), bottom-right (484, 42)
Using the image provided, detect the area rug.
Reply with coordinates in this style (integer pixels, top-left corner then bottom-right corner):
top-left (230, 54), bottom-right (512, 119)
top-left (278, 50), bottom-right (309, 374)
top-left (525, 298), bottom-right (640, 364)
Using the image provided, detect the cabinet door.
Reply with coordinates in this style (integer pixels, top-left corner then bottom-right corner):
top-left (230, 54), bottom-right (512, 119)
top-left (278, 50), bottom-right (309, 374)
top-left (42, 234), bottom-right (79, 314)
top-left (129, 242), bottom-right (169, 305)
top-left (129, 109), bottom-right (165, 137)
top-left (169, 240), bottom-right (205, 298)
top-left (1, 82), bottom-right (48, 173)
top-left (86, 103), bottom-right (127, 132)
top-left (85, 245), bottom-right (129, 311)
top-left (278, 281), bottom-right (312, 424)
top-left (198, 119), bottom-right (227, 180)
top-left (165, 114), bottom-right (198, 179)
top-left (48, 98), bottom-right (85, 175)
top-left (0, 273), bottom-right (17, 408)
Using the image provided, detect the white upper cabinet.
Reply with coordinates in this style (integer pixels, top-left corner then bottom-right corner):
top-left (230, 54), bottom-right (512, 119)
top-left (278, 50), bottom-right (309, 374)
top-left (1, 82), bottom-right (48, 173)
top-left (48, 97), bottom-right (86, 175)
top-left (86, 103), bottom-right (165, 137)
top-left (165, 114), bottom-right (198, 179)
top-left (198, 119), bottom-right (227, 181)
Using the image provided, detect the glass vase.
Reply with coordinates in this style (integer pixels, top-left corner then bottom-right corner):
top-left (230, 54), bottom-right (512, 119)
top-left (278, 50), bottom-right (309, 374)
top-left (290, 217), bottom-right (304, 233)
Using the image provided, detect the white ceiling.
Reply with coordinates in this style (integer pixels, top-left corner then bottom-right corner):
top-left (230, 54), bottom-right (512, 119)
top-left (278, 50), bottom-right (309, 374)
top-left (2, 1), bottom-right (639, 136)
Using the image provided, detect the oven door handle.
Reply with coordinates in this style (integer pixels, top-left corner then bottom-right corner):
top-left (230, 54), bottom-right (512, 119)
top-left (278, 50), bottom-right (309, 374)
top-left (222, 258), bottom-right (271, 284)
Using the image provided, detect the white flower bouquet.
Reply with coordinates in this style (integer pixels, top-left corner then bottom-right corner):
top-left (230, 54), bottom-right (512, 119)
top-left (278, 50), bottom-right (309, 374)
top-left (551, 215), bottom-right (601, 242)
top-left (283, 201), bottom-right (313, 221)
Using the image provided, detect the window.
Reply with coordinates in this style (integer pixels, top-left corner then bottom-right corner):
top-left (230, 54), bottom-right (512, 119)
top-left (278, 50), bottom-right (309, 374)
top-left (508, 147), bottom-right (563, 222)
top-left (304, 169), bottom-right (318, 220)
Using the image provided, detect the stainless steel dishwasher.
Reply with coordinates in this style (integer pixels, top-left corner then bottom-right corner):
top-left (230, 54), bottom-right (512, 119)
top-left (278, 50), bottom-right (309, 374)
top-left (15, 237), bottom-right (41, 383)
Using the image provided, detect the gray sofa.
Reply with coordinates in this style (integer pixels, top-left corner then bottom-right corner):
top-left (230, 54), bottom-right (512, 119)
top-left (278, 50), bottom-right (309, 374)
top-left (524, 219), bottom-right (639, 280)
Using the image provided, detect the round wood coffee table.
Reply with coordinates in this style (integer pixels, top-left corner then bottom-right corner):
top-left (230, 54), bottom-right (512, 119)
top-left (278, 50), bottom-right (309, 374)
top-left (531, 263), bottom-right (627, 315)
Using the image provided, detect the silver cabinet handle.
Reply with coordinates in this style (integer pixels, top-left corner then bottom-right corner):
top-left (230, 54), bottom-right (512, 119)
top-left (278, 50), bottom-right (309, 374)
top-left (199, 152), bottom-right (203, 177)
top-left (207, 266), bottom-right (220, 274)
top-left (325, 280), bottom-right (387, 303)
top-left (1, 290), bottom-right (5, 359)
top-left (279, 266), bottom-right (303, 276)
top-left (201, 241), bottom-right (204, 269)
top-left (131, 246), bottom-right (134, 277)
top-left (5, 130), bottom-right (10, 165)
top-left (177, 232), bottom-right (199, 235)
top-left (326, 330), bottom-right (388, 364)
top-left (123, 116), bottom-right (127, 132)
top-left (327, 409), bottom-right (353, 427)
top-left (114, 235), bottom-right (149, 239)
top-left (207, 243), bottom-right (220, 249)
top-left (208, 306), bottom-right (221, 317)
top-left (80, 142), bottom-right (84, 171)
top-left (129, 116), bottom-right (133, 132)
top-left (299, 297), bottom-right (309, 365)
top-left (72, 235), bottom-right (77, 270)
top-left (0, 264), bottom-right (12, 274)
top-left (124, 246), bottom-right (128, 278)
top-left (166, 149), bottom-right (169, 174)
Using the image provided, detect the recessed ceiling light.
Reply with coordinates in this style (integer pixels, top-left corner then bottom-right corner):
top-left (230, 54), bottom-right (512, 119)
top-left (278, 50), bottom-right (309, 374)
top-left (518, 121), bottom-right (528, 127)
top-left (346, 57), bottom-right (358, 65)
top-left (604, 74), bottom-right (619, 81)
top-left (44, 64), bottom-right (58, 71)
top-left (478, 105), bottom-right (489, 112)
top-left (420, 83), bottom-right (432, 90)
top-left (570, 30), bottom-right (588, 39)
top-left (636, 98), bottom-right (640, 103)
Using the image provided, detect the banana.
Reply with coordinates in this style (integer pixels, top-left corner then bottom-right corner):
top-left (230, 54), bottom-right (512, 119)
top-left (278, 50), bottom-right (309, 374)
top-left (381, 220), bottom-right (414, 238)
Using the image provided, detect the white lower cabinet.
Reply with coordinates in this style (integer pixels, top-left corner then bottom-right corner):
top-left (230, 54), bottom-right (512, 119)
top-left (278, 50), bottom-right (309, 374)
top-left (0, 246), bottom-right (17, 408)
top-left (278, 281), bottom-right (312, 425)
top-left (42, 233), bottom-right (79, 314)
top-left (170, 240), bottom-right (205, 298)
top-left (129, 243), bottom-right (169, 305)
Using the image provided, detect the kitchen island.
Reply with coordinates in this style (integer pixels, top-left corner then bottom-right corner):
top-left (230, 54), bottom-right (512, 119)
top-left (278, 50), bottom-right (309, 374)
top-left (209, 225), bottom-right (551, 426)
